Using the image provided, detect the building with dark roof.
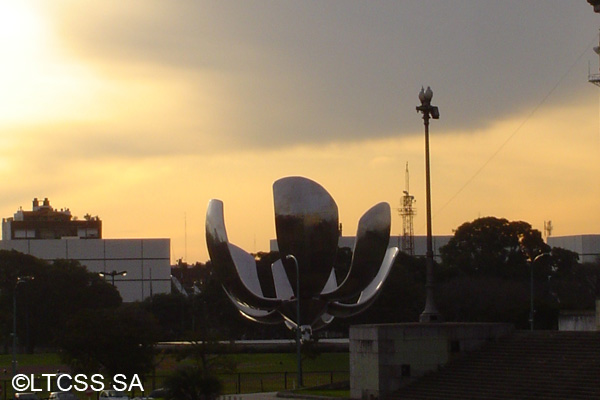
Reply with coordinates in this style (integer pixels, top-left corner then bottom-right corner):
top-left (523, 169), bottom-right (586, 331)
top-left (2, 197), bottom-right (101, 240)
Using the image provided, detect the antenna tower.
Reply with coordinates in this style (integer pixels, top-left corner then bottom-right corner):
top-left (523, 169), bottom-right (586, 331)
top-left (544, 220), bottom-right (553, 242)
top-left (398, 162), bottom-right (416, 255)
top-left (590, 29), bottom-right (600, 86)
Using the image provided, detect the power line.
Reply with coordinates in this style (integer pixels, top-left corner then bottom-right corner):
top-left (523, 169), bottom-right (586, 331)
top-left (431, 35), bottom-right (597, 222)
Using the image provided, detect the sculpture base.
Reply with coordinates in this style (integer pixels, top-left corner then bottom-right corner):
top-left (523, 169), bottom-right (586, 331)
top-left (350, 322), bottom-right (514, 399)
top-left (419, 311), bottom-right (443, 323)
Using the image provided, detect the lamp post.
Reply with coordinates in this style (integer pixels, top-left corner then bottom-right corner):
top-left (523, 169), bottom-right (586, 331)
top-left (416, 86), bottom-right (441, 323)
top-left (13, 276), bottom-right (34, 376)
top-left (528, 253), bottom-right (551, 331)
top-left (285, 254), bottom-right (302, 388)
top-left (99, 270), bottom-right (127, 286)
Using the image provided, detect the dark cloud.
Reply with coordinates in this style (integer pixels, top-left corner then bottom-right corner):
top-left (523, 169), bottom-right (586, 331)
top-left (44, 1), bottom-right (600, 153)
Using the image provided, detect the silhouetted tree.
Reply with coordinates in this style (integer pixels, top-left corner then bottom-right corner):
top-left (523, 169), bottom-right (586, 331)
top-left (0, 251), bottom-right (120, 352)
top-left (163, 366), bottom-right (221, 400)
top-left (59, 304), bottom-right (161, 379)
top-left (440, 217), bottom-right (549, 278)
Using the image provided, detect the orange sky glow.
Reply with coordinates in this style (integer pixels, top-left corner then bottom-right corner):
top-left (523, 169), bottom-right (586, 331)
top-left (0, 1), bottom-right (598, 263)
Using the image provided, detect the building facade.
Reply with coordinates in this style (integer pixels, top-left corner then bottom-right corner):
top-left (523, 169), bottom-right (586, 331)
top-left (548, 235), bottom-right (600, 264)
top-left (1, 199), bottom-right (170, 302)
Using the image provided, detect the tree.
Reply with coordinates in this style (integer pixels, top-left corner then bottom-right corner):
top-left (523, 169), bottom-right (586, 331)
top-left (143, 293), bottom-right (190, 340)
top-left (440, 217), bottom-right (549, 278)
top-left (163, 366), bottom-right (221, 400)
top-left (0, 251), bottom-right (121, 352)
top-left (23, 259), bottom-right (121, 350)
top-left (59, 304), bottom-right (161, 379)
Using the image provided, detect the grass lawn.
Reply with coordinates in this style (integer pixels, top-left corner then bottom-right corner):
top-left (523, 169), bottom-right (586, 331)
top-left (296, 388), bottom-right (350, 398)
top-left (230, 352), bottom-right (348, 373)
top-left (156, 352), bottom-right (349, 395)
top-left (0, 353), bottom-right (63, 369)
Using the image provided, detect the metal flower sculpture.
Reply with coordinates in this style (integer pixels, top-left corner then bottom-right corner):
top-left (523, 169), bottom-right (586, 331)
top-left (206, 176), bottom-right (398, 335)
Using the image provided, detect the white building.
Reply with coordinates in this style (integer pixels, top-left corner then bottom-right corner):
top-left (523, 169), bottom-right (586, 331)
top-left (1, 199), bottom-right (171, 302)
top-left (548, 235), bottom-right (600, 263)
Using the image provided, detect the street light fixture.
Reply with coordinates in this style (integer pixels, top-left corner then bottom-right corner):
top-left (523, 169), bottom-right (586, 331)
top-left (99, 270), bottom-right (127, 286)
top-left (285, 254), bottom-right (303, 388)
top-left (13, 276), bottom-right (34, 376)
top-left (416, 86), bottom-right (442, 323)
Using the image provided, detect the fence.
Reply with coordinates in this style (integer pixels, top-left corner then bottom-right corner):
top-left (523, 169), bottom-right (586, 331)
top-left (218, 370), bottom-right (348, 394)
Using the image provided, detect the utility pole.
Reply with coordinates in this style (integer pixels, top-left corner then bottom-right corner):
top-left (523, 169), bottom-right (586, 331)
top-left (416, 86), bottom-right (442, 323)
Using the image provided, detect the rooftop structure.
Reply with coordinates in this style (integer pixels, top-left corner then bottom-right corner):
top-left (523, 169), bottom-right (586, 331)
top-left (2, 198), bottom-right (101, 240)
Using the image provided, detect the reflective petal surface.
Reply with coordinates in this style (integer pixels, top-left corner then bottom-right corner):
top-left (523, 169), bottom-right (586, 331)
top-left (321, 202), bottom-right (391, 301)
top-left (224, 290), bottom-right (284, 325)
top-left (206, 177), bottom-right (400, 335)
top-left (205, 199), bottom-right (281, 309)
top-left (327, 247), bottom-right (398, 318)
top-left (273, 177), bottom-right (339, 299)
top-left (272, 259), bottom-right (294, 300)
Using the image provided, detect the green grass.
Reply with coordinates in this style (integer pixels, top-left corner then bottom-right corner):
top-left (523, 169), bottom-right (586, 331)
top-left (296, 388), bottom-right (350, 398)
top-left (160, 352), bottom-right (349, 395)
top-left (0, 353), bottom-right (63, 369)
top-left (229, 352), bottom-right (348, 373)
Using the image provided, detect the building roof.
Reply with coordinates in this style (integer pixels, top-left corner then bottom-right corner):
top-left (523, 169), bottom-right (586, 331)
top-left (390, 331), bottom-right (600, 400)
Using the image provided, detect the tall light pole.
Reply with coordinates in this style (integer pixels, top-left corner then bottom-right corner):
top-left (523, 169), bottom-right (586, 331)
top-left (13, 276), bottom-right (34, 376)
top-left (285, 254), bottom-right (302, 388)
top-left (416, 86), bottom-right (442, 323)
top-left (528, 253), bottom-right (551, 330)
top-left (99, 270), bottom-right (127, 286)
top-left (588, 0), bottom-right (600, 13)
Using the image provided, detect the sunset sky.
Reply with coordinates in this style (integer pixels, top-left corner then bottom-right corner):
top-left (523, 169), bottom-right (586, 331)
top-left (1, 1), bottom-right (599, 263)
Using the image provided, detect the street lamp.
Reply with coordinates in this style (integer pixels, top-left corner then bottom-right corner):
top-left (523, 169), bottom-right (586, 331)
top-left (13, 276), bottom-right (34, 376)
top-left (588, 0), bottom-right (600, 13)
top-left (99, 270), bottom-right (127, 286)
top-left (285, 254), bottom-right (302, 388)
top-left (416, 86), bottom-right (441, 323)
top-left (528, 253), bottom-right (551, 331)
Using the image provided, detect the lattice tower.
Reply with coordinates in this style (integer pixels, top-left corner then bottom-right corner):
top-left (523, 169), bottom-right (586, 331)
top-left (397, 163), bottom-right (416, 255)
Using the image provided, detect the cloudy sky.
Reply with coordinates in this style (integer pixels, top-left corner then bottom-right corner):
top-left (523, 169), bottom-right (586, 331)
top-left (1, 1), bottom-right (599, 262)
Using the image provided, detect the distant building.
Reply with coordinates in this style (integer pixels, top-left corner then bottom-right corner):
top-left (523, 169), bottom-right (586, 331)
top-left (0, 198), bottom-right (170, 302)
top-left (270, 235), bottom-right (452, 261)
top-left (2, 198), bottom-right (101, 240)
top-left (548, 234), bottom-right (600, 263)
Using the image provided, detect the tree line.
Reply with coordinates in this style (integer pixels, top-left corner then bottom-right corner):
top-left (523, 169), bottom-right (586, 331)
top-left (0, 216), bottom-right (596, 382)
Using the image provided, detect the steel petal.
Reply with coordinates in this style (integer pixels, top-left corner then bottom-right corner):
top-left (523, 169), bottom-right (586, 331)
top-left (321, 202), bottom-right (391, 301)
top-left (273, 177), bottom-right (339, 298)
top-left (205, 199), bottom-right (281, 310)
top-left (312, 313), bottom-right (335, 331)
top-left (327, 247), bottom-right (398, 318)
top-left (272, 259), bottom-right (294, 300)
